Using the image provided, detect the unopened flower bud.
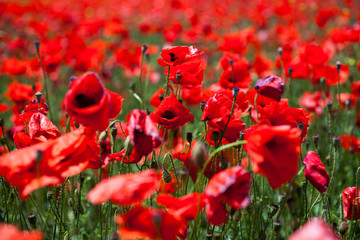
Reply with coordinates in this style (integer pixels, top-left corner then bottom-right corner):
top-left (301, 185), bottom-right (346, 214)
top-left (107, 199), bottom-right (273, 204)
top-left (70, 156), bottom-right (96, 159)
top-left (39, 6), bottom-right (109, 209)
top-left (269, 204), bottom-right (279, 218)
top-left (150, 160), bottom-right (158, 169)
top-left (229, 59), bottom-right (234, 67)
top-left (176, 73), bottom-right (182, 84)
top-left (336, 61), bottom-right (341, 72)
top-left (142, 45), bottom-right (148, 54)
top-left (219, 157), bottom-right (228, 170)
top-left (162, 169), bottom-right (172, 183)
top-left (274, 219), bottom-right (282, 233)
top-left (36, 150), bottom-right (43, 163)
top-left (110, 126), bottom-right (117, 139)
top-left (159, 94), bottom-right (164, 102)
top-left (200, 101), bottom-right (206, 111)
top-left (277, 47), bottom-right (283, 57)
top-left (35, 92), bottom-right (42, 103)
top-left (192, 143), bottom-right (207, 168)
top-left (232, 87), bottom-right (240, 99)
top-left (288, 67), bottom-right (293, 78)
top-left (338, 221), bottom-right (348, 235)
top-left (28, 213), bottom-right (36, 228)
top-left (99, 130), bottom-right (108, 142)
top-left (186, 132), bottom-right (193, 144)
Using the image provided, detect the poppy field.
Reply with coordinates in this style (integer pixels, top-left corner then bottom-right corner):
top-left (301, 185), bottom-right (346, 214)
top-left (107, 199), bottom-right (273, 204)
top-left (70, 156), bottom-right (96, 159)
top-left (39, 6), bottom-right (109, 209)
top-left (1, 0), bottom-right (360, 239)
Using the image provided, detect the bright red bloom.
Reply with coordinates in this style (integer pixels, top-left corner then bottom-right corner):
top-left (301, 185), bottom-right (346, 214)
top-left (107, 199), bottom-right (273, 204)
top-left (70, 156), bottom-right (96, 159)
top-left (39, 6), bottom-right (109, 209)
top-left (201, 90), bottom-right (248, 131)
top-left (0, 127), bottom-right (94, 198)
top-left (149, 88), bottom-right (165, 108)
top-left (289, 218), bottom-right (339, 240)
top-left (255, 75), bottom-right (284, 102)
top-left (16, 100), bottom-right (48, 126)
top-left (150, 93), bottom-right (194, 129)
top-left (157, 46), bottom-right (203, 67)
top-left (303, 151), bottom-right (329, 194)
top-left (300, 44), bottom-right (330, 66)
top-left (218, 53), bottom-right (252, 89)
top-left (245, 125), bottom-right (301, 189)
top-left (0, 103), bottom-right (9, 113)
top-left (116, 206), bottom-right (186, 240)
top-left (259, 100), bottom-right (309, 142)
top-left (64, 72), bottom-right (123, 131)
top-left (204, 166), bottom-right (251, 225)
top-left (156, 193), bottom-right (205, 221)
top-left (87, 169), bottom-right (161, 205)
top-left (312, 64), bottom-right (349, 86)
top-left (351, 81), bottom-right (360, 98)
top-left (284, 62), bottom-right (311, 79)
top-left (107, 148), bottom-right (143, 164)
top-left (4, 82), bottom-right (42, 105)
top-left (0, 224), bottom-right (43, 240)
top-left (1, 58), bottom-right (28, 76)
top-left (252, 53), bottom-right (272, 77)
top-left (341, 135), bottom-right (360, 153)
top-left (343, 187), bottom-right (360, 220)
top-left (165, 59), bottom-right (205, 87)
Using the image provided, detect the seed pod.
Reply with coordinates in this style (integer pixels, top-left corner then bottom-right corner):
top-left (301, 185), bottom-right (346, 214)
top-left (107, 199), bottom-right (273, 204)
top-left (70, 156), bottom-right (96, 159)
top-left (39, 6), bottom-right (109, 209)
top-left (162, 169), bottom-right (172, 183)
top-left (338, 221), bottom-right (348, 235)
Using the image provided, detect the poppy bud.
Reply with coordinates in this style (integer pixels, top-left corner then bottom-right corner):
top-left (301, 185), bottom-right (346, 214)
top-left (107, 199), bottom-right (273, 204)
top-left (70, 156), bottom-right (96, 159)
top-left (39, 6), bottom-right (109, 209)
top-left (28, 213), bottom-right (36, 229)
top-left (320, 77), bottom-right (326, 87)
top-left (192, 142), bottom-right (207, 168)
top-left (0, 118), bottom-right (4, 128)
top-left (146, 108), bottom-right (151, 115)
top-left (162, 169), bottom-right (172, 183)
top-left (232, 87), bottom-right (240, 99)
top-left (200, 101), bottom-right (206, 111)
top-left (47, 191), bottom-right (53, 201)
top-left (159, 94), bottom-right (164, 102)
top-left (313, 134), bottom-right (320, 147)
top-left (35, 92), bottom-right (42, 103)
top-left (36, 150), bottom-right (43, 163)
top-left (150, 160), bottom-right (158, 169)
top-left (34, 40), bottom-right (40, 51)
top-left (288, 67), bottom-right (293, 78)
top-left (327, 101), bottom-right (333, 111)
top-left (277, 47), bottom-right (283, 56)
top-left (333, 136), bottom-right (340, 150)
top-left (228, 59), bottom-right (234, 67)
top-left (124, 136), bottom-right (133, 156)
top-left (99, 130), bottom-right (108, 142)
top-left (142, 45), bottom-right (148, 54)
top-left (338, 221), bottom-right (348, 235)
top-left (219, 157), bottom-right (228, 170)
top-left (212, 131), bottom-right (220, 144)
top-left (239, 130), bottom-right (245, 141)
top-left (297, 121), bottom-right (304, 132)
top-left (274, 219), bottom-right (282, 233)
top-left (176, 73), bottom-right (182, 84)
top-left (346, 99), bottom-right (352, 108)
top-left (336, 61), bottom-right (341, 72)
top-left (186, 132), bottom-right (193, 144)
top-left (74, 189), bottom-right (79, 201)
top-left (69, 75), bottom-right (77, 84)
top-left (110, 126), bottom-right (117, 139)
top-left (32, 83), bottom-right (36, 93)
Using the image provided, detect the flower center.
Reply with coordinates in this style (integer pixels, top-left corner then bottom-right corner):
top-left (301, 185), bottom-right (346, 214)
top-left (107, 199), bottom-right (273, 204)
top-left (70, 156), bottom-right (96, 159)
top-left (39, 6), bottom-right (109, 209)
top-left (161, 110), bottom-right (176, 119)
top-left (75, 94), bottom-right (97, 108)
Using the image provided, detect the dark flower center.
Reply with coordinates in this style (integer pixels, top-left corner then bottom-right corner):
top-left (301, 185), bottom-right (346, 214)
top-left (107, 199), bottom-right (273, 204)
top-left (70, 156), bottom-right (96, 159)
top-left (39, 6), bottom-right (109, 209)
top-left (75, 94), bottom-right (97, 108)
top-left (161, 110), bottom-right (176, 119)
top-left (169, 53), bottom-right (178, 62)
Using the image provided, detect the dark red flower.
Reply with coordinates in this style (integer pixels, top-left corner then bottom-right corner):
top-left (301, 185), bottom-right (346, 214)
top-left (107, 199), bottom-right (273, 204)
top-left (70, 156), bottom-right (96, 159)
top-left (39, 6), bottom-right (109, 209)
top-left (255, 75), bottom-right (284, 102)
top-left (116, 206), bottom-right (186, 240)
top-left (150, 93), bottom-right (194, 129)
top-left (351, 81), bottom-right (360, 98)
top-left (289, 218), bottom-right (339, 240)
top-left (64, 72), bottom-right (123, 131)
top-left (342, 187), bottom-right (360, 220)
top-left (303, 151), bottom-right (329, 194)
top-left (0, 224), bottom-right (43, 240)
top-left (127, 109), bottom-right (162, 156)
top-left (87, 169), bottom-right (161, 205)
top-left (157, 46), bottom-right (203, 67)
top-left (245, 125), bottom-right (301, 189)
top-left (204, 166), bottom-right (251, 225)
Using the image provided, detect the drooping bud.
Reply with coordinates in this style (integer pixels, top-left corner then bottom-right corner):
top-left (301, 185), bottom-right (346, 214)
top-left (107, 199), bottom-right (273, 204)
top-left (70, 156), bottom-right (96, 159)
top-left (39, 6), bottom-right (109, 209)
top-left (192, 142), bottom-right (207, 168)
top-left (142, 45), bottom-right (148, 54)
top-left (99, 130), bottom-right (108, 142)
top-left (110, 126), bottom-right (117, 139)
top-left (232, 87), bottom-right (240, 99)
top-left (338, 221), bottom-right (348, 235)
top-left (162, 169), bottom-right (172, 183)
top-left (150, 160), bottom-right (158, 169)
top-left (219, 157), bottom-right (228, 170)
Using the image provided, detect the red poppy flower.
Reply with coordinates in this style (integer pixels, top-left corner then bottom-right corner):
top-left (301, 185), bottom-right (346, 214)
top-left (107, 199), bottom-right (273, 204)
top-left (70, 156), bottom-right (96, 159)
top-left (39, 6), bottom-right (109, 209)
top-left (255, 75), bottom-right (284, 102)
top-left (149, 88), bottom-right (165, 108)
top-left (245, 125), bottom-right (301, 189)
top-left (64, 72), bottom-right (123, 131)
top-left (258, 100), bottom-right (309, 142)
top-left (1, 58), bottom-right (28, 76)
top-left (300, 44), bottom-right (330, 66)
top-left (107, 148), bottom-right (143, 164)
top-left (157, 46), bottom-right (203, 67)
top-left (303, 151), bottom-right (329, 194)
top-left (116, 206), bottom-right (186, 240)
top-left (298, 91), bottom-right (328, 116)
top-left (156, 193), bottom-right (205, 221)
top-left (165, 59), bottom-right (205, 87)
top-left (127, 109), bottom-right (162, 157)
top-left (351, 81), bottom-right (360, 98)
top-left (181, 86), bottom-right (203, 106)
top-left (252, 53), bottom-right (272, 77)
top-left (218, 53), bottom-right (252, 89)
top-left (204, 166), bottom-right (251, 225)
top-left (342, 187), bottom-right (360, 220)
top-left (289, 218), bottom-right (339, 240)
top-left (341, 135), bottom-right (360, 153)
top-left (246, 88), bottom-right (278, 108)
top-left (4, 81), bottom-right (42, 105)
top-left (16, 100), bottom-right (48, 126)
top-left (0, 127), bottom-right (94, 198)
top-left (150, 93), bottom-right (194, 129)
top-left (0, 103), bottom-right (9, 113)
top-left (87, 169), bottom-right (161, 205)
top-left (201, 90), bottom-right (248, 131)
top-left (312, 64), bottom-right (349, 86)
top-left (284, 62), bottom-right (311, 79)
top-left (0, 224), bottom-right (43, 240)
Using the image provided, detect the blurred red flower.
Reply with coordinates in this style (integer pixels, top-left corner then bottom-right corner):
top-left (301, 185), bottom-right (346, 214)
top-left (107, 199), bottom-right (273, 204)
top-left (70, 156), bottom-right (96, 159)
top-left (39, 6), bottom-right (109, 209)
top-left (341, 135), bottom-right (360, 153)
top-left (64, 72), bottom-right (123, 131)
top-left (289, 218), bottom-right (339, 240)
top-left (204, 166), bottom-right (251, 225)
top-left (165, 59), bottom-right (205, 87)
top-left (150, 93), bottom-right (194, 129)
top-left (342, 187), bottom-right (360, 220)
top-left (303, 151), bottom-right (329, 193)
top-left (157, 46), bottom-right (203, 67)
top-left (245, 125), bottom-right (301, 189)
top-left (255, 75), bottom-right (284, 102)
top-left (87, 169), bottom-right (161, 205)
top-left (0, 224), bottom-right (43, 240)
top-left (4, 82), bottom-right (42, 105)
